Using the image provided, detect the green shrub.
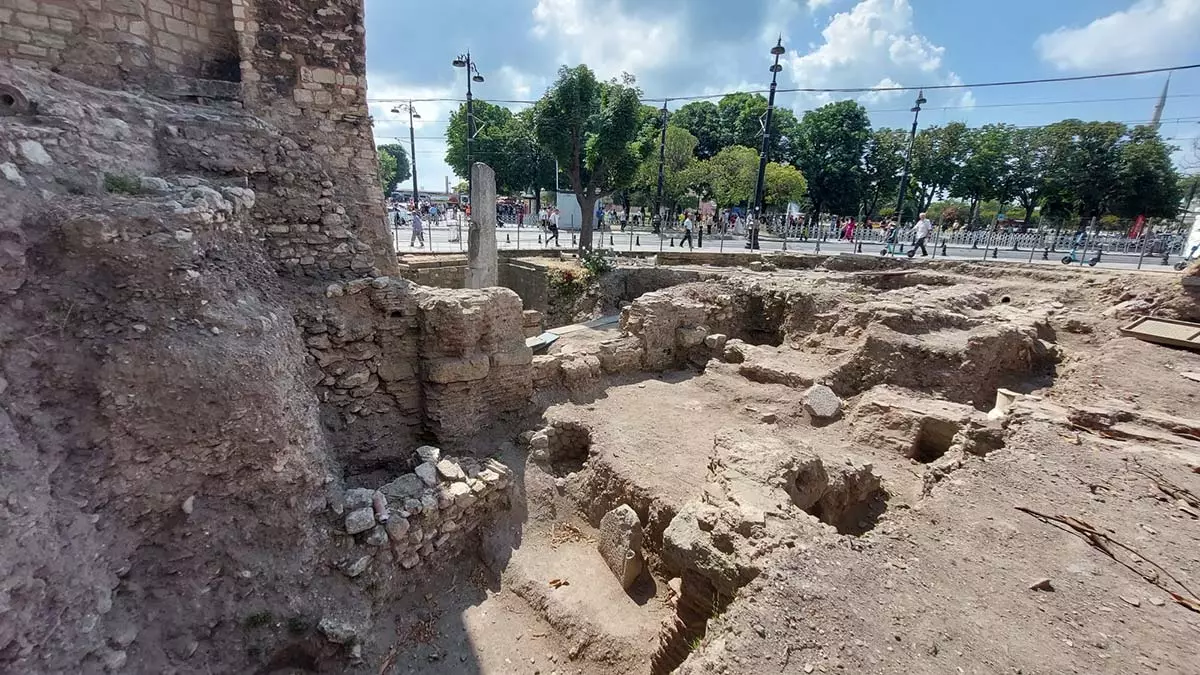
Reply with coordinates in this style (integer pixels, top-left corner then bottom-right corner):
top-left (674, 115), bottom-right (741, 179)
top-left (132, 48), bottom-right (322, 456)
top-left (579, 249), bottom-right (615, 278)
top-left (103, 173), bottom-right (144, 195)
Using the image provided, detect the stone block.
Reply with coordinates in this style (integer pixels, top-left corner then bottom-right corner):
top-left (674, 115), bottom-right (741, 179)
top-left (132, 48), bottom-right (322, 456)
top-left (415, 445), bottom-right (441, 463)
top-left (802, 384), bottom-right (842, 419)
top-left (344, 507), bottom-right (375, 535)
top-left (466, 162), bottom-right (498, 288)
top-left (704, 333), bottom-right (728, 350)
top-left (491, 345), bottom-right (533, 367)
top-left (426, 354), bottom-right (490, 383)
top-left (436, 459), bottom-right (465, 482)
top-left (598, 504), bottom-right (644, 590)
top-left (414, 462), bottom-right (438, 486)
top-left (676, 326), bottom-right (708, 347)
top-left (379, 474), bottom-right (423, 500)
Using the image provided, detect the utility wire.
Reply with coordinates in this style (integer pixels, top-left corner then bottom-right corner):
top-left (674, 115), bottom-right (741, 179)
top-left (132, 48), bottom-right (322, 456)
top-left (367, 63), bottom-right (1200, 105)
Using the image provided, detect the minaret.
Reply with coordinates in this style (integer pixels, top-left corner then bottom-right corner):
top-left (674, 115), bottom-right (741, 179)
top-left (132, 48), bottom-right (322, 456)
top-left (1151, 73), bottom-right (1171, 129)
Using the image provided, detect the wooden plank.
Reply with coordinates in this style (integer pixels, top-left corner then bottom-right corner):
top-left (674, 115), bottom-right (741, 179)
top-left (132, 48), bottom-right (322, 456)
top-left (1120, 316), bottom-right (1200, 351)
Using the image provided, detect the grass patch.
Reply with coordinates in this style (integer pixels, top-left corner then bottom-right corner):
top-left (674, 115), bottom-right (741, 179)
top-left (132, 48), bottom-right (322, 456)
top-left (103, 173), bottom-right (146, 195)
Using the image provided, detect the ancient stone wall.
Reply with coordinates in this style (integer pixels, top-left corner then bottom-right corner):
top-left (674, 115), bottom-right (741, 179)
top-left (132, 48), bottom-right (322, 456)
top-left (331, 448), bottom-right (512, 580)
top-left (238, 0), bottom-right (394, 278)
top-left (0, 0), bottom-right (240, 92)
top-left (301, 278), bottom-right (533, 461)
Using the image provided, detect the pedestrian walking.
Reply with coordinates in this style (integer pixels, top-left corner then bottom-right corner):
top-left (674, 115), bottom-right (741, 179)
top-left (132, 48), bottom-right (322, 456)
top-left (547, 208), bottom-right (560, 247)
top-left (680, 211), bottom-right (695, 249)
top-left (913, 212), bottom-right (931, 256)
top-left (410, 210), bottom-right (425, 248)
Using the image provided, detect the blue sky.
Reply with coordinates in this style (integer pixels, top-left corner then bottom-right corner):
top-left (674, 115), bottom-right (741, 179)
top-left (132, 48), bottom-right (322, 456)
top-left (364, 0), bottom-right (1200, 192)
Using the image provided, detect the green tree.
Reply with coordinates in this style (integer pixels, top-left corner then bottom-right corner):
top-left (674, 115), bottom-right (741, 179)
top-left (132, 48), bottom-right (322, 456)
top-left (1039, 119), bottom-right (1126, 221)
top-left (910, 122), bottom-right (968, 212)
top-left (694, 145), bottom-right (759, 207)
top-left (794, 100), bottom-right (870, 221)
top-left (533, 65), bottom-right (645, 251)
top-left (633, 125), bottom-right (699, 214)
top-left (861, 128), bottom-right (907, 219)
top-left (715, 93), bottom-right (800, 163)
top-left (763, 162), bottom-right (807, 209)
top-left (377, 143), bottom-right (412, 196)
top-left (1006, 127), bottom-right (1048, 225)
top-left (445, 99), bottom-right (522, 191)
top-left (950, 124), bottom-right (1016, 225)
top-left (1113, 125), bottom-right (1182, 219)
top-left (671, 101), bottom-right (723, 158)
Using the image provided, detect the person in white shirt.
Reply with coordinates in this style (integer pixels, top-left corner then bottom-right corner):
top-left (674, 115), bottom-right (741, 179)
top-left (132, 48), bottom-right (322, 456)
top-left (680, 212), bottom-right (695, 249)
top-left (547, 208), bottom-right (560, 246)
top-left (913, 212), bottom-right (932, 257)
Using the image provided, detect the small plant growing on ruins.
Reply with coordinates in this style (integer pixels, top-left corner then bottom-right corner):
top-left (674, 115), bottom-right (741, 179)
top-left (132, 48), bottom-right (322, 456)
top-left (579, 249), bottom-right (615, 277)
top-left (243, 610), bottom-right (275, 630)
top-left (547, 267), bottom-right (590, 300)
top-left (103, 173), bottom-right (145, 195)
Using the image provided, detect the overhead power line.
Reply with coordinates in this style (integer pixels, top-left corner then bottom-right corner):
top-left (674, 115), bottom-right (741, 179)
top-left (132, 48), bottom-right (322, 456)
top-left (366, 62), bottom-right (1200, 107)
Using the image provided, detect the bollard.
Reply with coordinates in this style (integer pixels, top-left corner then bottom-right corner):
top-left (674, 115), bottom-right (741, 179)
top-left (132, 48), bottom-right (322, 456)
top-left (991, 247), bottom-right (998, 259)
top-left (538, 234), bottom-right (542, 244)
top-left (610, 235), bottom-right (614, 246)
top-left (941, 241), bottom-right (948, 256)
top-left (697, 229), bottom-right (703, 248)
top-left (1042, 247), bottom-right (1049, 260)
top-left (814, 240), bottom-right (821, 254)
top-left (855, 242), bottom-right (862, 254)
top-left (1011, 240), bottom-right (1019, 251)
top-left (670, 237), bottom-right (675, 247)
top-left (506, 233), bottom-right (511, 244)
top-left (899, 243), bottom-right (905, 253)
top-left (572, 233), bottom-right (577, 247)
top-left (636, 235), bottom-right (640, 246)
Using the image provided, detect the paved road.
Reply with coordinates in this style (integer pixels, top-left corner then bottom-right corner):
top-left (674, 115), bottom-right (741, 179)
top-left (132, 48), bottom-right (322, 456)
top-left (390, 220), bottom-right (1185, 274)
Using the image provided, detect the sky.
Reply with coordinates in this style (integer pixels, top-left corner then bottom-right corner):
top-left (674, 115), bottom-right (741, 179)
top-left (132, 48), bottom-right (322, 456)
top-left (364, 0), bottom-right (1200, 193)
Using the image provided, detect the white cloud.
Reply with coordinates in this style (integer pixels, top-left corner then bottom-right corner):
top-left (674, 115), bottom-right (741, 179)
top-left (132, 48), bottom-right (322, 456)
top-left (531, 0), bottom-right (683, 79)
top-left (1035, 0), bottom-right (1200, 71)
top-left (495, 65), bottom-right (543, 100)
top-left (859, 77), bottom-right (904, 104)
top-left (807, 0), bottom-right (838, 10)
top-left (785, 0), bottom-right (965, 111)
top-left (365, 72), bottom-right (458, 191)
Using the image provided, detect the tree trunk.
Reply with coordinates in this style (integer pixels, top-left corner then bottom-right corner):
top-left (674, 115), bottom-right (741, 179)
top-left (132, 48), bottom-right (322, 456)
top-left (533, 187), bottom-right (541, 226)
top-left (1023, 203), bottom-right (1034, 226)
top-left (578, 194), bottom-right (596, 253)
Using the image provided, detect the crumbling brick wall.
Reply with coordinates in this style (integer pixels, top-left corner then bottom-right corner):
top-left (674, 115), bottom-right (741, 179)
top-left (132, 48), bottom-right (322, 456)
top-left (0, 0), bottom-right (240, 92)
top-left (237, 0), bottom-right (394, 277)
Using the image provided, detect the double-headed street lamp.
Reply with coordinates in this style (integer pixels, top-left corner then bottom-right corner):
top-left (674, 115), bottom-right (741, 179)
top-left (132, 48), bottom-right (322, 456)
top-left (390, 102), bottom-right (421, 207)
top-left (452, 51), bottom-right (485, 211)
top-left (893, 89), bottom-right (927, 228)
top-left (748, 37), bottom-right (786, 250)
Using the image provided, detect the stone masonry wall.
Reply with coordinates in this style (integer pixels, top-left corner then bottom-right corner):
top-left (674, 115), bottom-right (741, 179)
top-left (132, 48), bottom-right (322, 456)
top-left (239, 0), bottom-right (394, 278)
top-left (0, 0), bottom-right (240, 92)
top-left (331, 446), bottom-right (512, 581)
top-left (299, 277), bottom-right (533, 464)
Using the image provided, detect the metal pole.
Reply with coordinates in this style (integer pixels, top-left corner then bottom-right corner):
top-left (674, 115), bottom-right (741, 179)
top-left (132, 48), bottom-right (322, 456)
top-left (750, 39), bottom-right (785, 251)
top-left (408, 104), bottom-right (419, 208)
top-left (466, 52), bottom-right (474, 209)
top-left (1136, 226), bottom-right (1147, 269)
top-left (653, 100), bottom-right (668, 235)
top-left (893, 90), bottom-right (926, 232)
top-left (1080, 215), bottom-right (1096, 265)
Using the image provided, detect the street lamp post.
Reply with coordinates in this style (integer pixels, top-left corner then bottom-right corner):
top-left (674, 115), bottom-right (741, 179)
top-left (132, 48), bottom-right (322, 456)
top-left (453, 51), bottom-right (485, 238)
top-left (893, 89), bottom-right (927, 230)
top-left (390, 102), bottom-right (421, 207)
top-left (748, 37), bottom-right (786, 251)
top-left (653, 100), bottom-right (668, 234)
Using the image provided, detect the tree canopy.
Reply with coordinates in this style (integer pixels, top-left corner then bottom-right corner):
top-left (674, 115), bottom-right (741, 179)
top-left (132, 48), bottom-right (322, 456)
top-left (533, 65), bottom-right (645, 251)
top-left (377, 143), bottom-right (411, 196)
top-left (794, 100), bottom-right (870, 220)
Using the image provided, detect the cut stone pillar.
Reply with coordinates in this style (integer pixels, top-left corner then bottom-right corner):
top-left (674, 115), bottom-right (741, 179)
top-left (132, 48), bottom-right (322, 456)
top-left (466, 162), bottom-right (498, 288)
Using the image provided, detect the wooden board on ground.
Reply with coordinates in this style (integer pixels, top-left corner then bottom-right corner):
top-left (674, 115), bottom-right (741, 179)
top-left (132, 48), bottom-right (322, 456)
top-left (1120, 316), bottom-right (1200, 351)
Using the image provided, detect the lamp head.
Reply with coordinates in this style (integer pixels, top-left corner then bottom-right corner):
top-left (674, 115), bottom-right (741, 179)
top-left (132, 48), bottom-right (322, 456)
top-left (473, 74), bottom-right (485, 83)
top-left (771, 37), bottom-right (785, 56)
top-left (770, 64), bottom-right (783, 73)
top-left (452, 57), bottom-right (467, 68)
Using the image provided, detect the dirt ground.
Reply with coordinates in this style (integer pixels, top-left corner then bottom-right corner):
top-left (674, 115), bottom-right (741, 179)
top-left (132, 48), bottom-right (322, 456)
top-left (403, 261), bottom-right (1200, 675)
